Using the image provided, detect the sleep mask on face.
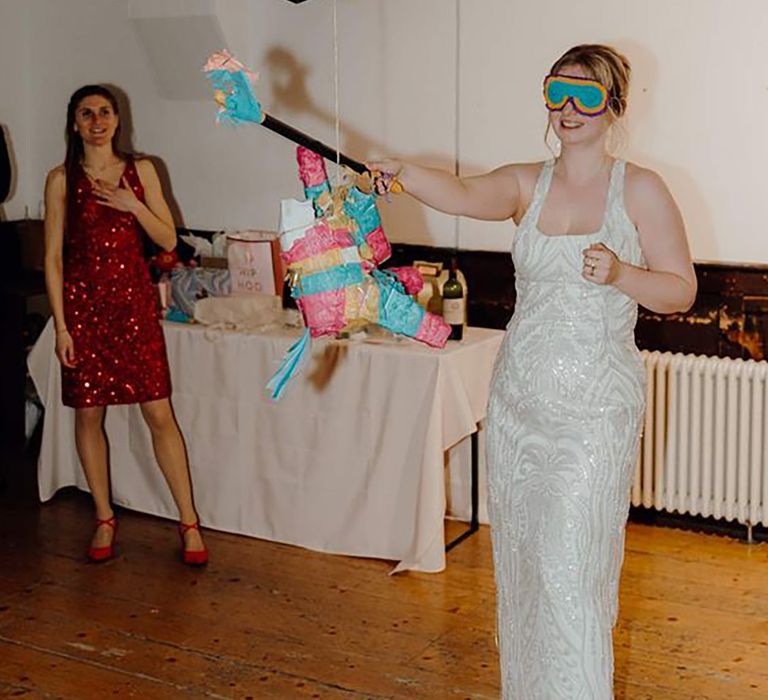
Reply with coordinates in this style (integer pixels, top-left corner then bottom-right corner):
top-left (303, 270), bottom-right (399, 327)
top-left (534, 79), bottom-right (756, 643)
top-left (543, 74), bottom-right (609, 117)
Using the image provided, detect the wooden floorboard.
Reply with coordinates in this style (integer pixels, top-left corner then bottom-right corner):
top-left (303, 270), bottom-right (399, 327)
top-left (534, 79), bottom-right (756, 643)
top-left (1, 447), bottom-right (767, 699)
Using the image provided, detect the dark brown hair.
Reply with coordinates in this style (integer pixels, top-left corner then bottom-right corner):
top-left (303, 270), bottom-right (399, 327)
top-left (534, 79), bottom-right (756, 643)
top-left (64, 85), bottom-right (123, 215)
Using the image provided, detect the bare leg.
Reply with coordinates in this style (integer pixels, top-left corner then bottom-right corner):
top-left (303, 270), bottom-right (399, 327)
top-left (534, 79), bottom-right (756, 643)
top-left (140, 398), bottom-right (205, 552)
top-left (74, 406), bottom-right (114, 548)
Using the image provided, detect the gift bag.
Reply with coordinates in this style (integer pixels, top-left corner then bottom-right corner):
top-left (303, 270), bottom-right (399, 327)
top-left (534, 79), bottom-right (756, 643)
top-left (226, 231), bottom-right (284, 296)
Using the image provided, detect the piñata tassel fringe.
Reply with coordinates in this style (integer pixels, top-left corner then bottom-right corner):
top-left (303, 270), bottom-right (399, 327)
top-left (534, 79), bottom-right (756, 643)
top-left (266, 327), bottom-right (311, 400)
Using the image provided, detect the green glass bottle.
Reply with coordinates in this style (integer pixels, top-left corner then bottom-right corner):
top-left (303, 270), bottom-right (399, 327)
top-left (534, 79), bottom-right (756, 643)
top-left (442, 259), bottom-right (465, 341)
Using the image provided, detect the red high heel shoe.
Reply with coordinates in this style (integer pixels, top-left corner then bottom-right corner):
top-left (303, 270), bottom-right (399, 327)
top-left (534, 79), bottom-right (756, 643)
top-left (88, 515), bottom-right (117, 563)
top-left (178, 520), bottom-right (208, 566)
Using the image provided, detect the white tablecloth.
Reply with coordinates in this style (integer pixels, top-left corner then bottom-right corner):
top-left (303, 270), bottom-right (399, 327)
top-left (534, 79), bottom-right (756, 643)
top-left (29, 320), bottom-right (503, 572)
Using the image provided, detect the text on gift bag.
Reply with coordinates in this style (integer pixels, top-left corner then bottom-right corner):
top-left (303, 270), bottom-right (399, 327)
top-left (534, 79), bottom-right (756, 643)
top-left (226, 231), bottom-right (284, 295)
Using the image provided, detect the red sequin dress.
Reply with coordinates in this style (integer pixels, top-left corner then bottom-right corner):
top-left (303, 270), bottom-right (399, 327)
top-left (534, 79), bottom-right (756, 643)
top-left (61, 156), bottom-right (171, 408)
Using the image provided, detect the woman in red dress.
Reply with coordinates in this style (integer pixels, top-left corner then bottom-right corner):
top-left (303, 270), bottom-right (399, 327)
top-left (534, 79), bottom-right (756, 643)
top-left (44, 85), bottom-right (207, 565)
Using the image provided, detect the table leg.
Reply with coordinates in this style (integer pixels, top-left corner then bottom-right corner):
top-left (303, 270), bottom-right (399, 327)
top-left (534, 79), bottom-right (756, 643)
top-left (445, 429), bottom-right (480, 551)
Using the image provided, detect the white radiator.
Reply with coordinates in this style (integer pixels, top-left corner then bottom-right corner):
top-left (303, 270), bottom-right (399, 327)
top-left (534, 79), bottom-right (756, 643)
top-left (632, 351), bottom-right (768, 529)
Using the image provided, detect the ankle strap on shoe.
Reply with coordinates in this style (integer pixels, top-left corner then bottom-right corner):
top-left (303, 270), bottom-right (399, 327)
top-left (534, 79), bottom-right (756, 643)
top-left (178, 520), bottom-right (201, 535)
top-left (95, 516), bottom-right (117, 529)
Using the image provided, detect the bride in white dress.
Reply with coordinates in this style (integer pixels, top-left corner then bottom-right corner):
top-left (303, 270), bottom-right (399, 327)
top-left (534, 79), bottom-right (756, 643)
top-left (369, 44), bottom-right (696, 699)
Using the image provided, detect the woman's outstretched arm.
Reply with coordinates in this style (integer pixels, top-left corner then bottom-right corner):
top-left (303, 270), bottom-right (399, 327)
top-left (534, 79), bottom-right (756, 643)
top-left (366, 157), bottom-right (522, 222)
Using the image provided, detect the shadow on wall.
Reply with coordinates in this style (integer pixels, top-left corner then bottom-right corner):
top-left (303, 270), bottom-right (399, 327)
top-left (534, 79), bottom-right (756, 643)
top-left (260, 45), bottom-right (558, 253)
top-left (619, 39), bottom-right (717, 260)
top-left (103, 83), bottom-right (185, 230)
top-left (0, 124), bottom-right (16, 222)
top-left (263, 45), bottom-right (454, 248)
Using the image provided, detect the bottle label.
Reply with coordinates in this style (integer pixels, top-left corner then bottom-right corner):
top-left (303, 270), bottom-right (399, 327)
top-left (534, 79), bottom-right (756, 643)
top-left (443, 298), bottom-right (465, 325)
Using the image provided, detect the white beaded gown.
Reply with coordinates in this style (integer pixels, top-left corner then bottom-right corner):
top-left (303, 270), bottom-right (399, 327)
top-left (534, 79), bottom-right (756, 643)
top-left (486, 159), bottom-right (646, 700)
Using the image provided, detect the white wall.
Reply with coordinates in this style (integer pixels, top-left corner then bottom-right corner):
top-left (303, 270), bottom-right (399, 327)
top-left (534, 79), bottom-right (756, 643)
top-left (3, 0), bottom-right (768, 264)
top-left (0, 0), bottom-right (33, 219)
top-left (2, 0), bottom-right (457, 244)
top-left (457, 0), bottom-right (768, 264)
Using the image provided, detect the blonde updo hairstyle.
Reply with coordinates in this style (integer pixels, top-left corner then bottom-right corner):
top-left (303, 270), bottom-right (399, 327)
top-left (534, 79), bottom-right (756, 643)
top-left (545, 44), bottom-right (631, 154)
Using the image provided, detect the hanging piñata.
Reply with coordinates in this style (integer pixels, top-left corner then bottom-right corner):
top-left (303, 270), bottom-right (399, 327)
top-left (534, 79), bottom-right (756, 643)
top-left (203, 51), bottom-right (450, 398)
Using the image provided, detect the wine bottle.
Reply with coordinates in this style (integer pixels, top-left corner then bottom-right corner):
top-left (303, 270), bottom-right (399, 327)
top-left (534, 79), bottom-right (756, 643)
top-left (282, 271), bottom-right (298, 310)
top-left (442, 259), bottom-right (465, 341)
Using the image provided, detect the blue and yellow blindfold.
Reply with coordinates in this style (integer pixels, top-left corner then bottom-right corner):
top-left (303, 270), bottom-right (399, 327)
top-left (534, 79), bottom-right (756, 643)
top-left (543, 74), bottom-right (609, 117)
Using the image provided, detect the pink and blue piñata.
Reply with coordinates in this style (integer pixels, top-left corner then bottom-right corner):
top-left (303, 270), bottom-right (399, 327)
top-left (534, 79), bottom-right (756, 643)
top-left (203, 50), bottom-right (450, 398)
top-left (284, 147), bottom-right (449, 342)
